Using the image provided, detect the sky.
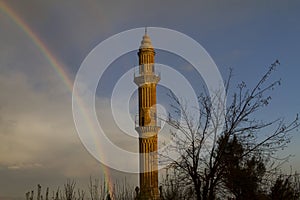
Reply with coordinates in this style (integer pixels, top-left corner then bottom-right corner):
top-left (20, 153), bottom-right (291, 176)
top-left (0, 0), bottom-right (300, 199)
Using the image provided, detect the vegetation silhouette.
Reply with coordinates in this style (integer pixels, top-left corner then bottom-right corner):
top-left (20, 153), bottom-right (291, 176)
top-left (160, 60), bottom-right (299, 199)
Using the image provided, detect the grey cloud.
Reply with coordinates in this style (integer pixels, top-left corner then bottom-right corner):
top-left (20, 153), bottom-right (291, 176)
top-left (1, 0), bottom-right (300, 198)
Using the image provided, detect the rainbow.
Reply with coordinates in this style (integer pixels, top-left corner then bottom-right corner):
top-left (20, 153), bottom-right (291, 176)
top-left (0, 1), bottom-right (114, 196)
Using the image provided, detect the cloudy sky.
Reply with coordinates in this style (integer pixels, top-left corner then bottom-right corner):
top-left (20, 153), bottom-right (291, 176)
top-left (1, 0), bottom-right (300, 199)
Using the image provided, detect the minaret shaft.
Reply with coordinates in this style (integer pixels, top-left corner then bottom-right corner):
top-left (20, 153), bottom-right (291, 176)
top-left (138, 84), bottom-right (157, 127)
top-left (134, 33), bottom-right (160, 200)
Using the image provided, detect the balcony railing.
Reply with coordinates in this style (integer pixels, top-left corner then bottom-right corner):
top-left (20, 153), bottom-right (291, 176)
top-left (133, 65), bottom-right (161, 79)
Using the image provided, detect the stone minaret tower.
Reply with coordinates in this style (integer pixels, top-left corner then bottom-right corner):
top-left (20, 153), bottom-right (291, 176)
top-left (134, 30), bottom-right (160, 200)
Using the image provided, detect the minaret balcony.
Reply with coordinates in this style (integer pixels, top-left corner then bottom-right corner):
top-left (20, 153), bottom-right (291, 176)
top-left (134, 66), bottom-right (160, 86)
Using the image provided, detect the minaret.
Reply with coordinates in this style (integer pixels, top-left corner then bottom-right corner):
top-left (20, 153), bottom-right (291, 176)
top-left (134, 29), bottom-right (160, 200)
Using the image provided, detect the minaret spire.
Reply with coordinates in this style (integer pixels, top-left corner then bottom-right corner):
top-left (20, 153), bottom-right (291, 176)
top-left (134, 32), bottom-right (160, 200)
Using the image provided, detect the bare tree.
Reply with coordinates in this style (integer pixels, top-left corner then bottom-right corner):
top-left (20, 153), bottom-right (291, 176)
top-left (88, 177), bottom-right (107, 200)
top-left (26, 178), bottom-right (135, 200)
top-left (161, 61), bottom-right (299, 200)
top-left (159, 168), bottom-right (195, 200)
top-left (61, 180), bottom-right (76, 200)
top-left (112, 179), bottom-right (135, 200)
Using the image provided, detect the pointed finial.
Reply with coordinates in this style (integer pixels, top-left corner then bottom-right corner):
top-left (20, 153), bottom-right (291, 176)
top-left (140, 27), bottom-right (153, 49)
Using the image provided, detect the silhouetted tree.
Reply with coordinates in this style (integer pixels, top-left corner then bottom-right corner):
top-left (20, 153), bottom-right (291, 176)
top-left (26, 178), bottom-right (136, 200)
top-left (63, 180), bottom-right (76, 200)
top-left (270, 175), bottom-right (300, 200)
top-left (159, 168), bottom-right (194, 200)
top-left (162, 61), bottom-right (299, 200)
top-left (220, 135), bottom-right (266, 199)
